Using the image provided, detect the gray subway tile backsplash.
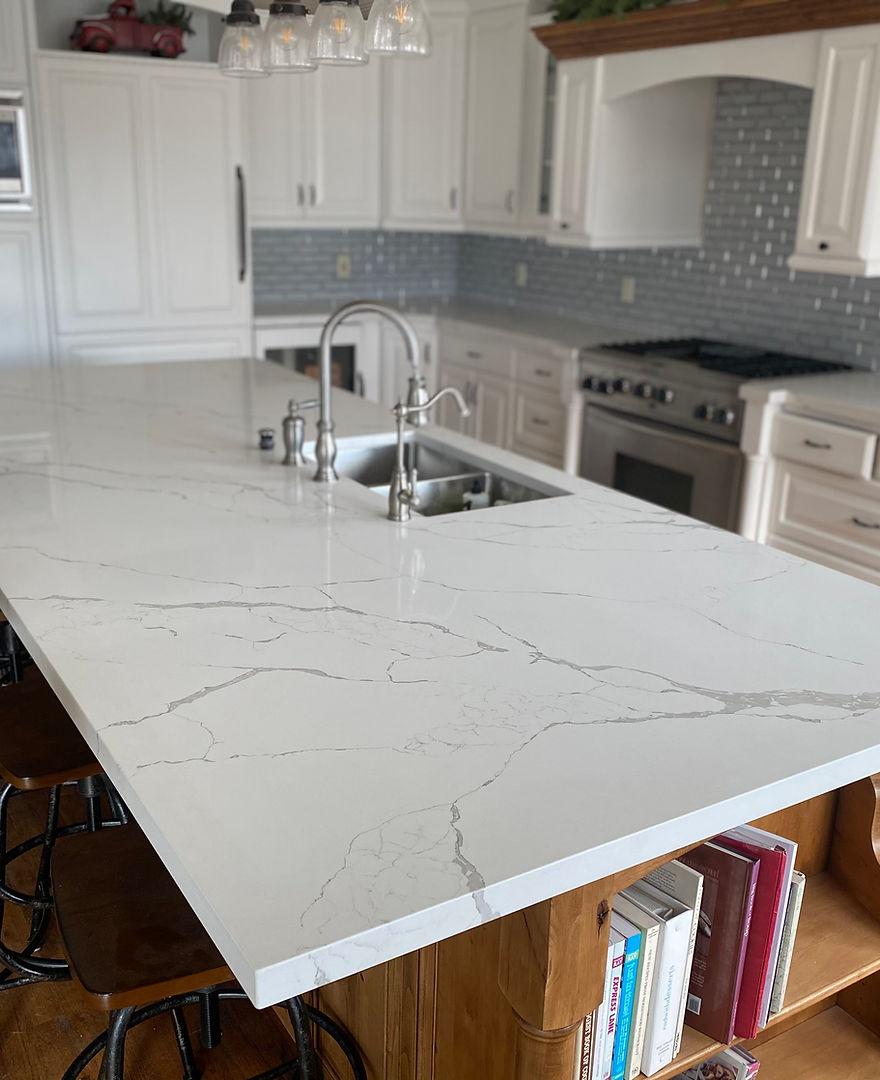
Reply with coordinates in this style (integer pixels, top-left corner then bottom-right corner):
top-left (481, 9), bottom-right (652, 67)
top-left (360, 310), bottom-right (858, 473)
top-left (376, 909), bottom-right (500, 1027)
top-left (253, 77), bottom-right (880, 371)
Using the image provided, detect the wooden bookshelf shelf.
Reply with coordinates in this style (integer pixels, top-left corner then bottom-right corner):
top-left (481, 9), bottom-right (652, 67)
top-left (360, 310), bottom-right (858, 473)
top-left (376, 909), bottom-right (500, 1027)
top-left (647, 872), bottom-right (880, 1079)
top-left (757, 1006), bottom-right (880, 1079)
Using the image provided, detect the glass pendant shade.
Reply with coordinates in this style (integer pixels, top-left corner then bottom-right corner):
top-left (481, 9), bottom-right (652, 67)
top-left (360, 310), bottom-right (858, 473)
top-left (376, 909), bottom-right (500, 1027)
top-left (219, 0), bottom-right (267, 77)
top-left (365, 0), bottom-right (431, 56)
top-left (263, 1), bottom-right (316, 72)
top-left (309, 0), bottom-right (367, 65)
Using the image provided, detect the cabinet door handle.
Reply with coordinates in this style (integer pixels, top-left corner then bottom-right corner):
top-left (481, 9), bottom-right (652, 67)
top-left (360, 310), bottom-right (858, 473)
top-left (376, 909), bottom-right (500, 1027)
top-left (558, 221), bottom-right (571, 231)
top-left (531, 416), bottom-right (550, 427)
top-left (423, 343), bottom-right (431, 366)
top-left (236, 165), bottom-right (247, 283)
top-left (852, 516), bottom-right (880, 530)
top-left (297, 183), bottom-right (306, 207)
top-left (534, 368), bottom-right (553, 378)
top-left (505, 189), bottom-right (515, 214)
top-left (803, 438), bottom-right (832, 450)
top-left (819, 241), bottom-right (830, 251)
top-left (466, 350), bottom-right (482, 360)
top-left (450, 187), bottom-right (458, 211)
top-left (309, 183), bottom-right (317, 207)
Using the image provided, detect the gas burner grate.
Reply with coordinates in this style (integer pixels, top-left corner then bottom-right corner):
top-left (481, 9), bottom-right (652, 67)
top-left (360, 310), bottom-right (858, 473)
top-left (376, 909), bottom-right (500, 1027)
top-left (605, 338), bottom-right (853, 380)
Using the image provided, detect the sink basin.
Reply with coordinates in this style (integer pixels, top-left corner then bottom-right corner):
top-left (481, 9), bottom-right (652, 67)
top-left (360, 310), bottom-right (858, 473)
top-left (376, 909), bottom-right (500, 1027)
top-left (334, 435), bottom-right (570, 516)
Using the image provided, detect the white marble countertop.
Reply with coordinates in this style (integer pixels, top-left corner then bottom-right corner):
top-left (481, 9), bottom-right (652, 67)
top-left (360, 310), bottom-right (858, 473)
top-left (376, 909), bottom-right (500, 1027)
top-left (741, 370), bottom-right (880, 431)
top-left (253, 297), bottom-right (654, 353)
top-left (2, 358), bottom-right (880, 1009)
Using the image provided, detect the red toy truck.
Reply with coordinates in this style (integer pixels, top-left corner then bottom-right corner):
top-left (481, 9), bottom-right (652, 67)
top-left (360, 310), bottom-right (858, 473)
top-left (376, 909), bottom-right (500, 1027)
top-left (71, 0), bottom-right (187, 59)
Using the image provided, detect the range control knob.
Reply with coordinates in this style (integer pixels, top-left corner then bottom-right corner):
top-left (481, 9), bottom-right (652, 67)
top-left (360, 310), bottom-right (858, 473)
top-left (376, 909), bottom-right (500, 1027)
top-left (694, 404), bottom-right (717, 422)
top-left (714, 407), bottom-right (737, 426)
top-left (583, 375), bottom-right (602, 392)
top-left (654, 386), bottom-right (675, 404)
top-left (635, 382), bottom-right (654, 399)
top-left (612, 378), bottom-right (632, 394)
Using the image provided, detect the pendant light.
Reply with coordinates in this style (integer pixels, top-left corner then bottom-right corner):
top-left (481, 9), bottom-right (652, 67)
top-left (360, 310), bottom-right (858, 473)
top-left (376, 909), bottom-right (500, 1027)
top-left (218, 0), bottom-right (267, 77)
top-left (309, 0), bottom-right (367, 66)
top-left (263, 1), bottom-right (316, 72)
top-left (365, 0), bottom-right (431, 57)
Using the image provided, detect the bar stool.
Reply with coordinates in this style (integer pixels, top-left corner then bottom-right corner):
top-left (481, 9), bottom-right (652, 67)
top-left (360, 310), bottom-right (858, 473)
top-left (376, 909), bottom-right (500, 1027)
top-left (53, 823), bottom-right (367, 1080)
top-left (0, 668), bottom-right (126, 988)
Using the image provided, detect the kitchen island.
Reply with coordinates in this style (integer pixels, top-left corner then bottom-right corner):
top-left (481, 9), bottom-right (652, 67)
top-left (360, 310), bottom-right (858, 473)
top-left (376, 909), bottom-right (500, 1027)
top-left (1, 358), bottom-right (880, 1078)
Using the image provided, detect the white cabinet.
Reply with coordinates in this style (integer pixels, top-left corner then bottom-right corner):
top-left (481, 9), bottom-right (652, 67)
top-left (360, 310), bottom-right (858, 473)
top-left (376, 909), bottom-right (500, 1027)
top-left (0, 224), bottom-right (50, 368)
top-left (790, 27), bottom-right (880, 276)
top-left (38, 54), bottom-right (249, 343)
top-left (464, 3), bottom-right (527, 228)
top-left (247, 63), bottom-right (380, 228)
top-left (518, 17), bottom-right (555, 233)
top-left (550, 58), bottom-right (713, 248)
top-left (0, 0), bottom-right (29, 83)
top-left (382, 10), bottom-right (467, 230)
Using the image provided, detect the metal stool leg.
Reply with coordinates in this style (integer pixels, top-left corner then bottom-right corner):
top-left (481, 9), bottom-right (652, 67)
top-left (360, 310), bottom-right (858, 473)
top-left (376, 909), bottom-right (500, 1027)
top-left (26, 783), bottom-right (60, 950)
top-left (285, 997), bottom-right (317, 1080)
top-left (98, 1006), bottom-right (135, 1080)
top-left (170, 1006), bottom-right (201, 1080)
top-left (199, 987), bottom-right (223, 1049)
top-left (78, 775), bottom-right (104, 832)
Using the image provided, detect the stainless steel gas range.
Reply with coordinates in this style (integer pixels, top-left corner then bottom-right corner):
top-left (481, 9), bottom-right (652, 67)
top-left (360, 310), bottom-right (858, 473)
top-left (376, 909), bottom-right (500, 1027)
top-left (579, 339), bottom-right (851, 531)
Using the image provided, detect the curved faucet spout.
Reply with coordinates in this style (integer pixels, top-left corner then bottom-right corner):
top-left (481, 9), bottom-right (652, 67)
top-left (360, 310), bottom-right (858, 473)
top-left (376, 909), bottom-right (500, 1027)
top-left (314, 300), bottom-right (425, 483)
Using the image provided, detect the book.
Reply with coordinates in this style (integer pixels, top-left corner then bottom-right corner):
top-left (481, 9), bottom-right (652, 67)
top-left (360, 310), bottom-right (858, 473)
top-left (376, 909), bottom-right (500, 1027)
top-left (769, 869), bottom-right (806, 1016)
top-left (723, 824), bottom-right (798, 1028)
top-left (610, 913), bottom-right (642, 1080)
top-left (645, 858), bottom-right (705, 1056)
top-left (575, 1013), bottom-right (596, 1080)
top-left (599, 929), bottom-right (627, 1080)
top-left (612, 892), bottom-right (661, 1080)
top-left (622, 879), bottom-right (693, 1076)
top-left (680, 842), bottom-right (760, 1044)
top-left (716, 828), bottom-right (791, 1039)
top-left (590, 934), bottom-right (620, 1080)
top-left (677, 1045), bottom-right (761, 1079)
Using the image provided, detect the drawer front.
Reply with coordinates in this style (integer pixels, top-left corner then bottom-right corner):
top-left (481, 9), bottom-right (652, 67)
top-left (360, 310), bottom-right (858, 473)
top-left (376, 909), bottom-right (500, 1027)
top-left (440, 330), bottom-right (513, 380)
top-left (769, 534), bottom-right (880, 588)
top-left (771, 464), bottom-right (880, 574)
top-left (515, 348), bottom-right (562, 394)
top-left (513, 387), bottom-right (566, 456)
top-left (771, 413), bottom-right (878, 479)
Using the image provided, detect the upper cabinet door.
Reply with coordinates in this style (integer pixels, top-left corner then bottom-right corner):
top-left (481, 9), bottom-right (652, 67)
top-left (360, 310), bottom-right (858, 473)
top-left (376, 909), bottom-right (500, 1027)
top-left (549, 58), bottom-right (598, 240)
top-left (149, 71), bottom-right (249, 326)
top-left (38, 58), bottom-right (153, 334)
top-left (307, 62), bottom-right (380, 226)
top-left (246, 76), bottom-right (310, 225)
top-left (464, 4), bottom-right (527, 227)
top-left (0, 224), bottom-right (50, 368)
top-left (0, 0), bottom-right (28, 83)
top-left (792, 26), bottom-right (880, 275)
top-left (383, 12), bottom-right (467, 228)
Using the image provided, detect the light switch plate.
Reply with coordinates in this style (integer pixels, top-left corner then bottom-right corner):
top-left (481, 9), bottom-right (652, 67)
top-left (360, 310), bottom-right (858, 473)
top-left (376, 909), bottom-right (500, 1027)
top-left (336, 254), bottom-right (352, 281)
top-left (515, 262), bottom-right (529, 288)
top-left (620, 275), bottom-right (637, 304)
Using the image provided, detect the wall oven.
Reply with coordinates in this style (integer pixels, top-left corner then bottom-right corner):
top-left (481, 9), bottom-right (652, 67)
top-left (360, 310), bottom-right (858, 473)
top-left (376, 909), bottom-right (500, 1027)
top-left (0, 93), bottom-right (32, 207)
top-left (581, 404), bottom-right (743, 531)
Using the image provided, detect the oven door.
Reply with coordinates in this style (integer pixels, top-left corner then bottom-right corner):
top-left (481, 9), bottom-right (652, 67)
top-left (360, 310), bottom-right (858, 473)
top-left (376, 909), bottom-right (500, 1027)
top-left (580, 405), bottom-right (743, 530)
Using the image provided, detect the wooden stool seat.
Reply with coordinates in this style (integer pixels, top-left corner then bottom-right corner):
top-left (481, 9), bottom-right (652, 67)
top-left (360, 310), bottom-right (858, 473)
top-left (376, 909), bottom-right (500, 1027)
top-left (0, 669), bottom-right (100, 790)
top-left (52, 822), bottom-right (231, 1010)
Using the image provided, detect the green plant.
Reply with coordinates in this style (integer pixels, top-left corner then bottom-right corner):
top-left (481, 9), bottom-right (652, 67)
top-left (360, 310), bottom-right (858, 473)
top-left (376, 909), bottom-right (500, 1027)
top-left (550, 0), bottom-right (675, 24)
top-left (143, 0), bottom-right (196, 34)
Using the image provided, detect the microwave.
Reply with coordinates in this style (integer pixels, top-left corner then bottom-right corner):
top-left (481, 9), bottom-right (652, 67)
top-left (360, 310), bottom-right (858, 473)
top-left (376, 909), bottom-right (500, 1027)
top-left (0, 94), bottom-right (32, 206)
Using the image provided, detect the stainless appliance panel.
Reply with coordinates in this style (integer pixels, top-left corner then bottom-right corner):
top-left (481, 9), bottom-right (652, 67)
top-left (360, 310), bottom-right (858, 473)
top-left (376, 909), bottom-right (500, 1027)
top-left (580, 404), bottom-right (743, 531)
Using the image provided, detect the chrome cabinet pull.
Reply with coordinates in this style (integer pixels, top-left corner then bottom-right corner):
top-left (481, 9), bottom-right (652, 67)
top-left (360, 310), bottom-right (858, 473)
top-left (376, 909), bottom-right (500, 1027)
top-left (297, 183), bottom-right (306, 207)
top-left (505, 189), bottom-right (515, 214)
top-left (531, 416), bottom-right (550, 427)
top-left (423, 343), bottom-right (431, 366)
top-left (466, 350), bottom-right (482, 360)
top-left (309, 183), bottom-right (317, 206)
top-left (534, 368), bottom-right (553, 378)
top-left (803, 438), bottom-right (832, 450)
top-left (852, 516), bottom-right (880, 530)
top-left (235, 165), bottom-right (247, 283)
top-left (449, 187), bottom-right (458, 210)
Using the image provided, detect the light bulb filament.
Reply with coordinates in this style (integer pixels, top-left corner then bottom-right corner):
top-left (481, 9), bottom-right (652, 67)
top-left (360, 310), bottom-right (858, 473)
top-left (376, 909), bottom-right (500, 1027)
top-left (279, 26), bottom-right (296, 44)
top-left (391, 1), bottom-right (410, 25)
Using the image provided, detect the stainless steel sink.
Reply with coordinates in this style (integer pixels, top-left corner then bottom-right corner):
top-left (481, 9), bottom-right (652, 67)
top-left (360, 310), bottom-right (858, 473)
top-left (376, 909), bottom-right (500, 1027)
top-left (334, 435), bottom-right (570, 517)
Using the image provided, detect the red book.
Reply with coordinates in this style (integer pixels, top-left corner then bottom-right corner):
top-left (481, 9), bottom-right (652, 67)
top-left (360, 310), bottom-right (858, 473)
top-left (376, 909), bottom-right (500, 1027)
top-left (715, 833), bottom-right (788, 1039)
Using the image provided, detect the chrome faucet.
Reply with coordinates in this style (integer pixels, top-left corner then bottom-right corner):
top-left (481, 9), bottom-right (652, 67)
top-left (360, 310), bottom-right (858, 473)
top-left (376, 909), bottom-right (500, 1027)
top-left (388, 386), bottom-right (470, 523)
top-left (314, 301), bottom-right (430, 482)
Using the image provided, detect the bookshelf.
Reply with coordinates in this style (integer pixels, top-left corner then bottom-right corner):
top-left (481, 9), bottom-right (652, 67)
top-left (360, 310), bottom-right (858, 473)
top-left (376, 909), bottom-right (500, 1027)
top-left (307, 774), bottom-right (880, 1080)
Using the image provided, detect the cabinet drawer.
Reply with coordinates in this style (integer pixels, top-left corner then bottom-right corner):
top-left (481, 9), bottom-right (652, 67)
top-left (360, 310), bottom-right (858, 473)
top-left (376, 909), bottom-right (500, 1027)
top-left (512, 387), bottom-right (566, 456)
top-left (440, 331), bottom-right (513, 380)
top-left (771, 413), bottom-right (877, 479)
top-left (515, 348), bottom-right (562, 393)
top-left (771, 464), bottom-right (880, 574)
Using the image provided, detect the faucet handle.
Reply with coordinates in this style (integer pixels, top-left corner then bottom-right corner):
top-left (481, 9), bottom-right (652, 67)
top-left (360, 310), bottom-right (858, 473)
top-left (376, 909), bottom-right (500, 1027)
top-left (282, 399), bottom-right (319, 466)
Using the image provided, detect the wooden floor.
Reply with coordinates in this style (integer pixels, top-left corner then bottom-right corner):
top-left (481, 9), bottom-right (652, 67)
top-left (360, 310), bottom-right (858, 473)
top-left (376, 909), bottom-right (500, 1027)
top-left (0, 786), bottom-right (293, 1079)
